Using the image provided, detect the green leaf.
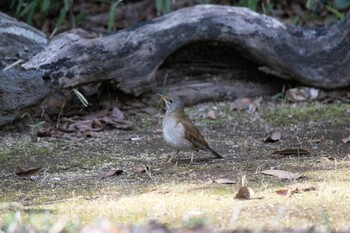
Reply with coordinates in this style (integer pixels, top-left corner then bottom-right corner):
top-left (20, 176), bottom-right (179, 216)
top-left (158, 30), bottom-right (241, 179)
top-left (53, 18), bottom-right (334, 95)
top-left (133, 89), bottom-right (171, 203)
top-left (325, 5), bottom-right (345, 20)
top-left (73, 89), bottom-right (89, 107)
top-left (40, 0), bottom-right (50, 13)
top-left (19, 1), bottom-right (36, 17)
top-left (291, 15), bottom-right (300, 25)
top-left (14, 0), bottom-right (24, 16)
top-left (108, 0), bottom-right (123, 32)
top-left (155, 0), bottom-right (171, 15)
top-left (24, 1), bottom-right (38, 25)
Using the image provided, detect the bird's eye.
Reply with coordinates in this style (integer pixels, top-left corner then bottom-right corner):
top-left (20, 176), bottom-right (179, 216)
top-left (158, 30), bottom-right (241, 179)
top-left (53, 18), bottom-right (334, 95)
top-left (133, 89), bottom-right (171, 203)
top-left (169, 99), bottom-right (173, 103)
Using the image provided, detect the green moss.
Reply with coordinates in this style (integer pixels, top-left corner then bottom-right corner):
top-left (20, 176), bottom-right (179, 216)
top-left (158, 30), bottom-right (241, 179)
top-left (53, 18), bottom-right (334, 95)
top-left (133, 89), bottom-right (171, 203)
top-left (262, 101), bottom-right (348, 127)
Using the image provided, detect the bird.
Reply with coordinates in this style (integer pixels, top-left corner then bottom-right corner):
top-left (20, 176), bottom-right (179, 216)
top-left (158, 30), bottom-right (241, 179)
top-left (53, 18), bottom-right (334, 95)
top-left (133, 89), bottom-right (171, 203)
top-left (159, 94), bottom-right (223, 163)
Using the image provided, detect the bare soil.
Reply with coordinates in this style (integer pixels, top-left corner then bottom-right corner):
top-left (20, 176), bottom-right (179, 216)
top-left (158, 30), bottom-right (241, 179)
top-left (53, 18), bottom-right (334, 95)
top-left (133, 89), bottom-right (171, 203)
top-left (0, 100), bottom-right (349, 231)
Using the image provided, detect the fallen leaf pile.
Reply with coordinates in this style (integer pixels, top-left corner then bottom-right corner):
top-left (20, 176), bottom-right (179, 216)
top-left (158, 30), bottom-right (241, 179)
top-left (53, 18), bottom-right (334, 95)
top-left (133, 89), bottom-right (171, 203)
top-left (38, 107), bottom-right (132, 137)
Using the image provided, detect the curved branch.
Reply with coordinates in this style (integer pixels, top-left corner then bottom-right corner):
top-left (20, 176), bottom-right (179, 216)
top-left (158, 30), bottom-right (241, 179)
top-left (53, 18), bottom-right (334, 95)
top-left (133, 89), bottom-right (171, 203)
top-left (23, 5), bottom-right (350, 95)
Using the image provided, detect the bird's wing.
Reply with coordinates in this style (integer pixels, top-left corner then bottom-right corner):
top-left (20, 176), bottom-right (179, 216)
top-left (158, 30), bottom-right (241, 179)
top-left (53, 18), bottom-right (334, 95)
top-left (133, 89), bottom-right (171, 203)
top-left (181, 120), bottom-right (209, 150)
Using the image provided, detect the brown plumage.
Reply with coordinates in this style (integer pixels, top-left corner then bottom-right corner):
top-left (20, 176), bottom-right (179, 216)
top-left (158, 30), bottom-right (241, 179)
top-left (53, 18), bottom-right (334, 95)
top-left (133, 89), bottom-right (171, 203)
top-left (159, 94), bottom-right (223, 163)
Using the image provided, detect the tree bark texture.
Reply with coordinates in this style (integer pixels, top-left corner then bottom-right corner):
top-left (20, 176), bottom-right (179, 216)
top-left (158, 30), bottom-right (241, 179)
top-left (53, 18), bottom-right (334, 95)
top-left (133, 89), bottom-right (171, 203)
top-left (1, 5), bottom-right (350, 126)
top-left (0, 12), bottom-right (47, 69)
top-left (23, 5), bottom-right (350, 97)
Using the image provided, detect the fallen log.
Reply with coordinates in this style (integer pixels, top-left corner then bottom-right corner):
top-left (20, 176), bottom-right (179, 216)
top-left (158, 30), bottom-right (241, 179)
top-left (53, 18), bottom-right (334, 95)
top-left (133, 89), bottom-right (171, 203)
top-left (23, 5), bottom-right (350, 97)
top-left (0, 11), bottom-right (47, 69)
top-left (1, 5), bottom-right (350, 126)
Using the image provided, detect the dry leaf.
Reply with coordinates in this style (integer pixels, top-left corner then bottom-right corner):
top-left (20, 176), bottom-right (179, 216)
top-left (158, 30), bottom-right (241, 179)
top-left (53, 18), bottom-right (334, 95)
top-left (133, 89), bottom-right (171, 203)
top-left (230, 98), bottom-right (253, 111)
top-left (276, 185), bottom-right (316, 196)
top-left (285, 87), bottom-right (323, 102)
top-left (230, 97), bottom-right (260, 113)
top-left (289, 184), bottom-right (316, 193)
top-left (111, 107), bottom-right (124, 122)
top-left (322, 156), bottom-right (336, 161)
top-left (206, 110), bottom-right (217, 120)
top-left (74, 120), bottom-right (93, 131)
top-left (132, 165), bottom-right (149, 174)
top-left (99, 169), bottom-right (123, 179)
top-left (129, 136), bottom-right (142, 141)
top-left (93, 118), bottom-right (103, 128)
top-left (275, 189), bottom-right (291, 196)
top-left (213, 178), bottom-right (236, 184)
top-left (83, 130), bottom-right (95, 138)
top-left (264, 131), bottom-right (281, 143)
top-left (342, 135), bottom-right (350, 143)
top-left (15, 167), bottom-right (42, 179)
top-left (261, 169), bottom-right (303, 180)
top-left (235, 186), bottom-right (254, 199)
top-left (271, 148), bottom-right (310, 157)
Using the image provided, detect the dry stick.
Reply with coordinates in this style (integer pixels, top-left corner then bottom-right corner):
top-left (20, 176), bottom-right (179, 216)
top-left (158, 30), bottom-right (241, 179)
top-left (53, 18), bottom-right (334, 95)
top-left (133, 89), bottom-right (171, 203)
top-left (3, 59), bottom-right (23, 71)
top-left (144, 165), bottom-right (154, 181)
top-left (56, 100), bottom-right (66, 129)
top-left (49, 27), bottom-right (58, 40)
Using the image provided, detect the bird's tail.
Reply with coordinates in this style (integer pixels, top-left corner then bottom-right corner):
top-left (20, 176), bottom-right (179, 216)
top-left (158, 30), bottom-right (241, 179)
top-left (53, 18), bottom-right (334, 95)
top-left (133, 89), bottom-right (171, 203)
top-left (208, 147), bottom-right (223, 159)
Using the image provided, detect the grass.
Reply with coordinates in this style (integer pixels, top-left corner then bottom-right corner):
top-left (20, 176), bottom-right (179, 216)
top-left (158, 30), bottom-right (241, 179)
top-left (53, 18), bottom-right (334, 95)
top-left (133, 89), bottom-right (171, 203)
top-left (0, 101), bottom-right (350, 231)
top-left (2, 167), bottom-right (350, 231)
top-left (262, 101), bottom-right (348, 127)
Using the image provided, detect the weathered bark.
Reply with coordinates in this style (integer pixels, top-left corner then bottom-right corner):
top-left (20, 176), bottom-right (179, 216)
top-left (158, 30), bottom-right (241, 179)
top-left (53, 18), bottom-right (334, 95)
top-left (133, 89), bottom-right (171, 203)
top-left (154, 41), bottom-right (289, 105)
top-left (1, 5), bottom-right (350, 126)
top-left (23, 5), bottom-right (350, 97)
top-left (0, 12), bottom-right (48, 127)
top-left (0, 70), bottom-right (50, 126)
top-left (0, 12), bottom-right (47, 69)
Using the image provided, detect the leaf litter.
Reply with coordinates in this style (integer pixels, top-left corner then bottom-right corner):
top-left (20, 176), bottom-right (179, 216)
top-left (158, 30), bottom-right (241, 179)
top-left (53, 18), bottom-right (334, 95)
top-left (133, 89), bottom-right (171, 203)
top-left (99, 169), bottom-right (123, 179)
top-left (275, 184), bottom-right (316, 196)
top-left (261, 170), bottom-right (303, 180)
top-left (263, 131), bottom-right (281, 143)
top-left (341, 135), bottom-right (350, 143)
top-left (15, 167), bottom-right (42, 180)
top-left (212, 178), bottom-right (236, 184)
top-left (230, 97), bottom-right (262, 113)
top-left (271, 149), bottom-right (311, 157)
top-left (38, 106), bottom-right (132, 138)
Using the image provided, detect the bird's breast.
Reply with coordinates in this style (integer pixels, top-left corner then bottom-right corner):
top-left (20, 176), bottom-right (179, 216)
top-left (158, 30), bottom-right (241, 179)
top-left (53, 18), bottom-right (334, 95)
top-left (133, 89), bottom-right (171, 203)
top-left (162, 116), bottom-right (193, 151)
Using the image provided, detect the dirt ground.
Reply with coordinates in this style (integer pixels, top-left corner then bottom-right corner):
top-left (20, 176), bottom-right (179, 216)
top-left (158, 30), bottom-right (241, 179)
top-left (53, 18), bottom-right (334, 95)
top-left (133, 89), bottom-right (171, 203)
top-left (0, 99), bottom-right (349, 232)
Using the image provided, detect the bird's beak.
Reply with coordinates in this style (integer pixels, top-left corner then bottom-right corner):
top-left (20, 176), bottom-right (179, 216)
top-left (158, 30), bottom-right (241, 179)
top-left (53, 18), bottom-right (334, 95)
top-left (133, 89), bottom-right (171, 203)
top-left (157, 93), bottom-right (170, 104)
top-left (157, 93), bottom-right (173, 110)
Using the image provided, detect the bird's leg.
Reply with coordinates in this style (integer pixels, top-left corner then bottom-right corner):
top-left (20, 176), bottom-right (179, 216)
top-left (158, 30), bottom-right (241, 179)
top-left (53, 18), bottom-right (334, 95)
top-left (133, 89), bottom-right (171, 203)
top-left (190, 150), bottom-right (195, 164)
top-left (167, 150), bottom-right (179, 163)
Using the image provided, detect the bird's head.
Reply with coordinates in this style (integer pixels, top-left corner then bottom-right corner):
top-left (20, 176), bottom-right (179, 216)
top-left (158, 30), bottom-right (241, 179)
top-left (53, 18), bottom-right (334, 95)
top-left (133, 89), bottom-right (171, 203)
top-left (158, 94), bottom-right (184, 114)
